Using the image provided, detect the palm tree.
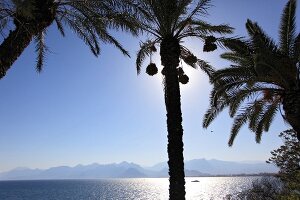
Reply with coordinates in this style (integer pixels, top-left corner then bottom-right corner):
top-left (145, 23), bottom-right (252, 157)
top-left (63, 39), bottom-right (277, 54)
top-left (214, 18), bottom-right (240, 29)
top-left (130, 0), bottom-right (233, 199)
top-left (0, 0), bottom-right (138, 78)
top-left (203, 0), bottom-right (300, 146)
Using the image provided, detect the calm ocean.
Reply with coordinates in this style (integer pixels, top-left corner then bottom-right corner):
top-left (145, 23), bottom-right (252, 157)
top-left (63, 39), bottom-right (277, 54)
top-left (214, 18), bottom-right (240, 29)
top-left (0, 177), bottom-right (259, 200)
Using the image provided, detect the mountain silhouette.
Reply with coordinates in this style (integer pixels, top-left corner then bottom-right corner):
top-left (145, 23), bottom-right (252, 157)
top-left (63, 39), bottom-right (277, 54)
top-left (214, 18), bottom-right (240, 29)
top-left (0, 159), bottom-right (278, 180)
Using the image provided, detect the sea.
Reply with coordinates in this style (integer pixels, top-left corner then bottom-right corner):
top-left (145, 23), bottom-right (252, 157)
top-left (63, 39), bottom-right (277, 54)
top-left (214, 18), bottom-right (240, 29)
top-left (0, 176), bottom-right (260, 200)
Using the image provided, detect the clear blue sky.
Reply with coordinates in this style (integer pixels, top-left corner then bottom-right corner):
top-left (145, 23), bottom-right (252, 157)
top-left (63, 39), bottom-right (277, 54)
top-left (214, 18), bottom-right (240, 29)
top-left (0, 1), bottom-right (297, 172)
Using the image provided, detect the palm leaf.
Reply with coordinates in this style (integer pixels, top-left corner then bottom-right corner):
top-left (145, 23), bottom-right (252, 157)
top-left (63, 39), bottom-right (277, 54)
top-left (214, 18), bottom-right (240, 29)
top-left (292, 33), bottom-right (300, 62)
top-left (246, 19), bottom-right (279, 54)
top-left (189, 20), bottom-right (233, 35)
top-left (203, 102), bottom-right (227, 129)
top-left (97, 29), bottom-right (130, 57)
top-left (229, 104), bottom-right (253, 146)
top-left (62, 14), bottom-right (100, 56)
top-left (136, 40), bottom-right (155, 74)
top-left (196, 59), bottom-right (214, 77)
top-left (174, 0), bottom-right (213, 36)
top-left (248, 101), bottom-right (264, 133)
top-left (279, 0), bottom-right (296, 55)
top-left (261, 99), bottom-right (280, 132)
top-left (54, 17), bottom-right (65, 37)
top-left (34, 31), bottom-right (47, 72)
top-left (179, 45), bottom-right (214, 76)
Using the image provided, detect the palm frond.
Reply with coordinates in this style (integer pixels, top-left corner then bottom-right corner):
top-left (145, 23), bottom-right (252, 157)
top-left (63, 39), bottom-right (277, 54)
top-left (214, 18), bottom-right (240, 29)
top-left (246, 19), bottom-right (279, 54)
top-left (189, 20), bottom-right (233, 35)
top-left (104, 12), bottom-right (141, 36)
top-left (254, 52), bottom-right (296, 88)
top-left (261, 99), bottom-right (280, 132)
top-left (136, 40), bottom-right (155, 74)
top-left (174, 0), bottom-right (212, 36)
top-left (248, 101), bottom-right (264, 132)
top-left (228, 87), bottom-right (257, 117)
top-left (186, 0), bottom-right (211, 18)
top-left (56, 0), bottom-right (138, 57)
top-left (196, 59), bottom-right (215, 77)
top-left (229, 104), bottom-right (253, 146)
top-left (219, 38), bottom-right (254, 68)
top-left (221, 53), bottom-right (252, 67)
top-left (86, 0), bottom-right (141, 35)
top-left (279, 0), bottom-right (296, 55)
top-left (0, 1), bottom-right (14, 37)
top-left (211, 66), bottom-right (255, 84)
top-left (97, 29), bottom-right (130, 57)
top-left (180, 45), bottom-right (214, 76)
top-left (203, 100), bottom-right (228, 129)
top-left (61, 13), bottom-right (100, 56)
top-left (0, 15), bottom-right (8, 37)
top-left (254, 100), bottom-right (280, 143)
top-left (34, 30), bottom-right (47, 73)
top-left (54, 17), bottom-right (65, 37)
top-left (219, 37), bottom-right (253, 56)
top-left (13, 0), bottom-right (34, 19)
top-left (292, 33), bottom-right (300, 62)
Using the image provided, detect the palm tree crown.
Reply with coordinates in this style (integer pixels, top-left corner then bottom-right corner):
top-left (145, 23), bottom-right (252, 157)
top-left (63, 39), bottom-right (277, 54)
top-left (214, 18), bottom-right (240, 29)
top-left (203, 0), bottom-right (300, 146)
top-left (0, 0), bottom-right (139, 78)
top-left (134, 0), bottom-right (232, 77)
top-left (129, 0), bottom-right (233, 199)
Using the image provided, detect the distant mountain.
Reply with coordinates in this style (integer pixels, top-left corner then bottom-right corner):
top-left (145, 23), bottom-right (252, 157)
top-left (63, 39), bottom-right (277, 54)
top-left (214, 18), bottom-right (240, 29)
top-left (188, 159), bottom-right (278, 174)
top-left (0, 162), bottom-right (148, 180)
top-left (146, 159), bottom-right (277, 175)
top-left (0, 159), bottom-right (278, 180)
top-left (0, 168), bottom-right (43, 180)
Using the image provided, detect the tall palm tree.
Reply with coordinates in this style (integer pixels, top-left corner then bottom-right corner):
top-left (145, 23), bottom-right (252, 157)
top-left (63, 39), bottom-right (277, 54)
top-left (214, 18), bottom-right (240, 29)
top-left (203, 0), bottom-right (300, 146)
top-left (130, 0), bottom-right (233, 199)
top-left (0, 0), bottom-right (139, 78)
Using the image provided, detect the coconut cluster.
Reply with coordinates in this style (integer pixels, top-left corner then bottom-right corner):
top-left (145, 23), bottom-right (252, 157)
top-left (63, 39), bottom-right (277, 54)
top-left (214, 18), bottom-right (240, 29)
top-left (146, 63), bottom-right (158, 76)
top-left (177, 67), bottom-right (189, 84)
top-left (145, 44), bottom-right (158, 76)
top-left (179, 74), bottom-right (189, 84)
top-left (203, 36), bottom-right (217, 52)
top-left (145, 43), bottom-right (188, 84)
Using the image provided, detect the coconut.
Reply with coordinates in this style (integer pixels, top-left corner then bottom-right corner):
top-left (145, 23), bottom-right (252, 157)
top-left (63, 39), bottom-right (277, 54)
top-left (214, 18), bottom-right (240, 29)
top-left (177, 67), bottom-right (184, 75)
top-left (179, 74), bottom-right (189, 84)
top-left (184, 55), bottom-right (197, 64)
top-left (203, 43), bottom-right (217, 52)
top-left (205, 36), bottom-right (217, 43)
top-left (146, 63), bottom-right (158, 76)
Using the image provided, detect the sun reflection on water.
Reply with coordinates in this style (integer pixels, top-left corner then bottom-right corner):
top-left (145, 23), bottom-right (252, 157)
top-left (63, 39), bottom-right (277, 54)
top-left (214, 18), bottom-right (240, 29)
top-left (0, 177), bottom-right (260, 200)
top-left (115, 177), bottom-right (258, 200)
top-left (185, 177), bottom-right (257, 200)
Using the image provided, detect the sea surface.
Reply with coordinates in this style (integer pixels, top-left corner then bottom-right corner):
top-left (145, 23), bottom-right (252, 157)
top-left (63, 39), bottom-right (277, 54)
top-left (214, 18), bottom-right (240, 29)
top-left (0, 176), bottom-right (260, 200)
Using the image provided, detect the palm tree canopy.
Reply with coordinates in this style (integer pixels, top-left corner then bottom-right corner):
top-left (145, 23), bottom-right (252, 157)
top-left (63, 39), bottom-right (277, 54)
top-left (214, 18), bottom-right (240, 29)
top-left (0, 0), bottom-right (139, 75)
top-left (203, 0), bottom-right (300, 145)
top-left (130, 0), bottom-right (233, 75)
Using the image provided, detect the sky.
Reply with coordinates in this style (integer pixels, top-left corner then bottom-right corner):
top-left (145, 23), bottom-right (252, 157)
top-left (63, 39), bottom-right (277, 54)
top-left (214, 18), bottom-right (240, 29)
top-left (0, 0), bottom-right (298, 173)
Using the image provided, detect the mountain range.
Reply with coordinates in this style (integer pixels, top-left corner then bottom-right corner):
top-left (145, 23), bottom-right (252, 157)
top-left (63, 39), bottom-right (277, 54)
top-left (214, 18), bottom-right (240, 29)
top-left (0, 159), bottom-right (278, 180)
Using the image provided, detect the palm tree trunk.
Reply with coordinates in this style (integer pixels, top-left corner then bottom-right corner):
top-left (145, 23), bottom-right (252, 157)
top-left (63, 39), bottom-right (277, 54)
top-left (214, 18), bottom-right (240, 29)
top-left (160, 36), bottom-right (186, 200)
top-left (0, 0), bottom-right (56, 79)
top-left (0, 24), bottom-right (35, 78)
top-left (282, 90), bottom-right (300, 141)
